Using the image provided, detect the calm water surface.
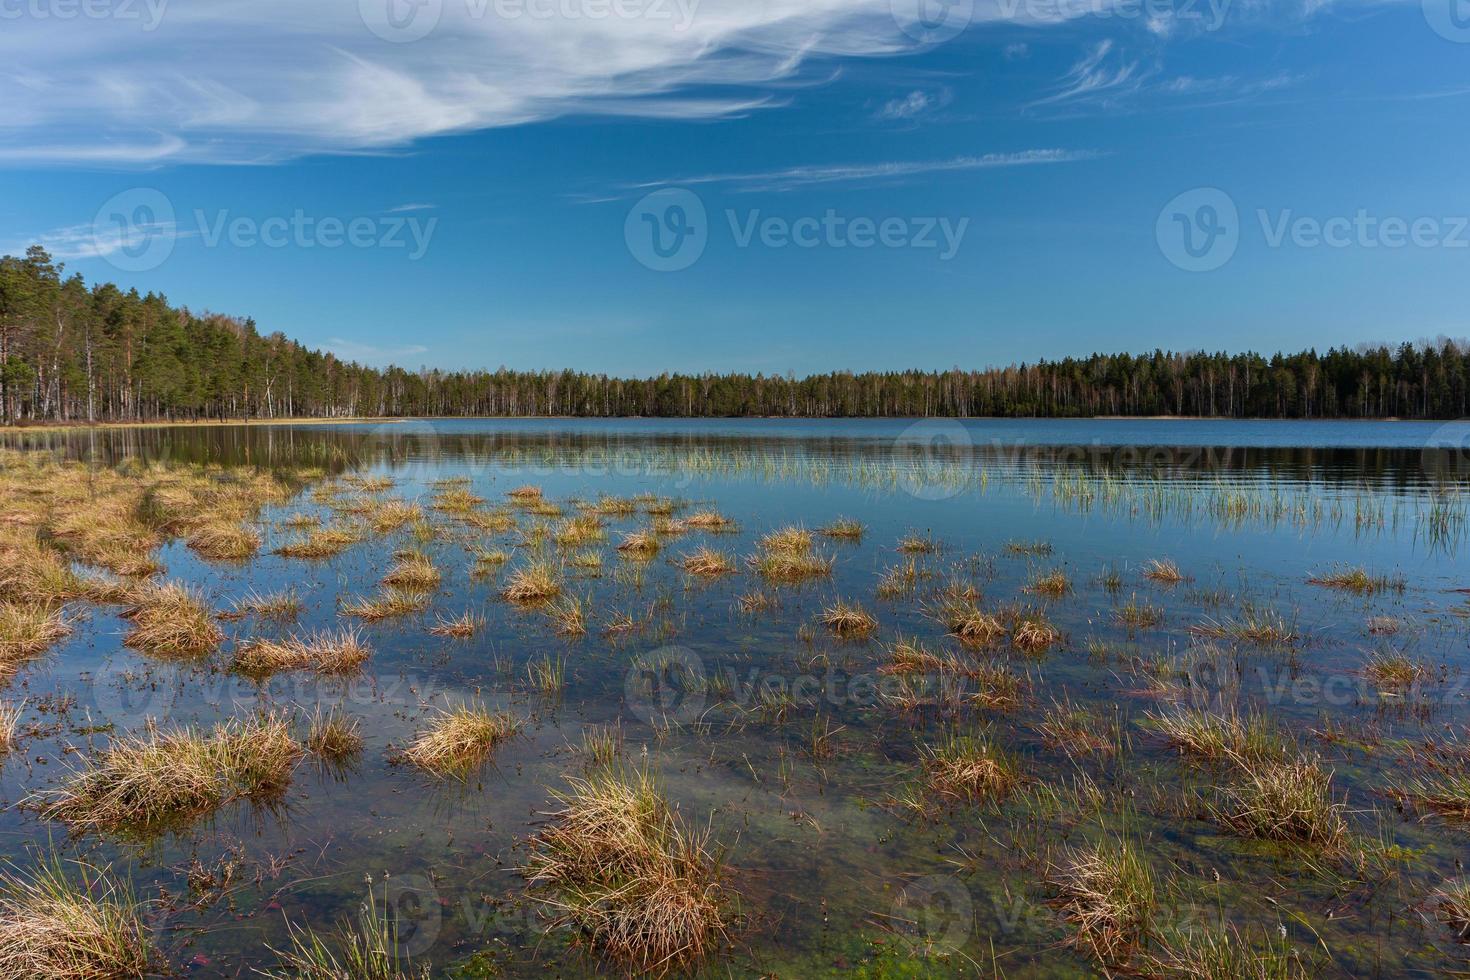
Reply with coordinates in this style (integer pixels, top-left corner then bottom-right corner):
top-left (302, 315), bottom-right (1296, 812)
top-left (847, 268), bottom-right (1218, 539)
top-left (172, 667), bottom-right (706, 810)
top-left (3, 419), bottom-right (1469, 977)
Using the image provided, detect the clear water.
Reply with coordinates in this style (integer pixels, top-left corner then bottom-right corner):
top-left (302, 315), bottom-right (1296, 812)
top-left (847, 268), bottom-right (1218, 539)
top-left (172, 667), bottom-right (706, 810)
top-left (3, 419), bottom-right (1469, 977)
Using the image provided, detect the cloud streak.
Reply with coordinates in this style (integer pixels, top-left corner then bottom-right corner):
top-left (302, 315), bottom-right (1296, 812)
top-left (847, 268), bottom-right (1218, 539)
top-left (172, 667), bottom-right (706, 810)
top-left (629, 150), bottom-right (1099, 192)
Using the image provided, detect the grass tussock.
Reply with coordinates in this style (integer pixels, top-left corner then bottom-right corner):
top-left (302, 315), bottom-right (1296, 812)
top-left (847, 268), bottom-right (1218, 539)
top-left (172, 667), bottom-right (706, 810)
top-left (0, 602), bottom-right (72, 672)
top-left (759, 526), bottom-right (812, 554)
top-left (680, 548), bottom-right (734, 577)
top-left (617, 531), bottom-right (662, 560)
top-left (502, 562), bottom-right (562, 603)
top-left (275, 524), bottom-right (361, 560)
top-left (381, 551), bottom-right (440, 591)
top-left (1048, 837), bottom-right (1156, 965)
top-left (261, 878), bottom-right (428, 980)
top-left (39, 715), bottom-right (302, 832)
top-left (935, 601), bottom-right (1005, 647)
top-left (1210, 752), bottom-right (1349, 850)
top-left (897, 532), bottom-right (935, 554)
top-left (1388, 770), bottom-right (1470, 822)
top-left (234, 628), bottom-right (370, 678)
top-left (1190, 607), bottom-right (1298, 647)
top-left (0, 702), bottom-right (20, 754)
top-left (1007, 606), bottom-right (1062, 652)
top-left (819, 601), bottom-right (877, 638)
top-left (555, 515), bottom-right (607, 548)
top-left (121, 583), bottom-right (222, 658)
top-left (401, 703), bottom-right (520, 779)
top-left (0, 856), bottom-right (153, 980)
top-left (341, 588), bottom-right (430, 622)
top-left (186, 519), bottom-right (261, 561)
top-left (507, 485), bottom-right (544, 501)
top-left (1142, 558), bottom-right (1185, 584)
top-left (1116, 593), bottom-right (1164, 629)
top-left (522, 765), bottom-right (732, 973)
top-left (683, 511), bottom-right (733, 530)
top-left (222, 588), bottom-right (302, 622)
top-left (305, 709), bottom-right (364, 763)
top-left (1039, 700), bottom-right (1118, 757)
top-left (1307, 566), bottom-right (1404, 595)
top-left (369, 500), bottom-right (423, 534)
top-left (428, 610), bottom-right (484, 638)
top-left (1363, 652), bottom-right (1431, 689)
top-left (819, 518), bottom-right (865, 540)
top-left (1147, 922), bottom-right (1311, 980)
top-left (1144, 709), bottom-right (1283, 766)
top-left (1433, 879), bottom-right (1470, 943)
top-left (547, 596), bottom-right (588, 637)
top-left (748, 549), bottom-right (833, 583)
top-left (920, 730), bottom-right (1020, 804)
top-left (1026, 568), bottom-right (1072, 598)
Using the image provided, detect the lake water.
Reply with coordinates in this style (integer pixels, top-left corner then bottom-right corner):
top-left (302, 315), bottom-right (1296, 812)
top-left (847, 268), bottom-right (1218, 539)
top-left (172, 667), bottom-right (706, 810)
top-left (3, 418), bottom-right (1469, 977)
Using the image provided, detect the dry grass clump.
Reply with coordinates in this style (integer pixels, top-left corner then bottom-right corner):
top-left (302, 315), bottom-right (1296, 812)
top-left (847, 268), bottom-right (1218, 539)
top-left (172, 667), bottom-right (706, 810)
top-left (1307, 566), bottom-right (1404, 595)
top-left (234, 628), bottom-right (370, 678)
top-left (502, 562), bottom-right (562, 603)
top-left (369, 499), bottom-right (423, 534)
top-left (748, 548), bottom-right (833, 583)
top-left (186, 519), bottom-right (261, 561)
top-left (39, 715), bottom-right (302, 832)
top-left (275, 524), bottom-right (362, 560)
top-left (121, 583), bottom-right (222, 658)
top-left (472, 547), bottom-right (510, 573)
top-left (0, 856), bottom-right (153, 979)
top-left (589, 495), bottom-right (638, 517)
top-left (221, 588), bottom-right (302, 622)
top-left (400, 703), bottom-right (519, 779)
top-left (1007, 606), bottom-right (1062, 652)
top-left (1115, 593), bottom-right (1164, 629)
top-left (760, 526), bottom-right (812, 555)
top-left (1005, 539), bottom-right (1052, 556)
top-left (875, 559), bottom-right (924, 600)
top-left (1039, 700), bottom-right (1118, 756)
top-left (819, 601), bottom-right (877, 638)
top-left (1363, 652), bottom-right (1431, 689)
top-left (1190, 607), bottom-right (1298, 647)
top-left (342, 581), bottom-right (431, 620)
top-left (0, 702), bottom-right (20, 754)
top-left (897, 532), bottom-right (935, 554)
top-left (507, 485), bottom-right (544, 501)
top-left (381, 551), bottom-right (440, 591)
top-left (1433, 879), bottom-right (1470, 943)
top-left (1026, 568), bottom-right (1072, 598)
top-left (1048, 837), bottom-right (1156, 965)
top-left (1388, 770), bottom-right (1470, 821)
top-left (547, 596), bottom-right (588, 637)
top-left (554, 515), bottom-right (607, 548)
top-left (428, 610), bottom-right (484, 638)
top-left (522, 765), bottom-right (732, 973)
top-left (305, 709), bottom-right (364, 763)
top-left (920, 730), bottom-right (1020, 804)
top-left (1146, 922), bottom-right (1311, 980)
top-left (881, 638), bottom-right (950, 675)
top-left (819, 518), bottom-right (865, 540)
top-left (1210, 752), bottom-right (1349, 849)
top-left (617, 530), bottom-right (662, 560)
top-left (1142, 558), bottom-right (1185, 584)
top-left (680, 548), bottom-right (734, 577)
top-left (0, 535), bottom-right (87, 605)
top-left (432, 486), bottom-right (485, 513)
top-left (0, 602), bottom-right (72, 671)
top-left (935, 601), bottom-right (1004, 647)
top-left (683, 511), bottom-right (732, 530)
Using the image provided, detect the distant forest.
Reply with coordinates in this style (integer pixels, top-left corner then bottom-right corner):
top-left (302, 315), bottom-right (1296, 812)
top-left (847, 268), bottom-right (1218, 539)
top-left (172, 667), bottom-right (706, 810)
top-left (3, 244), bottom-right (1469, 422)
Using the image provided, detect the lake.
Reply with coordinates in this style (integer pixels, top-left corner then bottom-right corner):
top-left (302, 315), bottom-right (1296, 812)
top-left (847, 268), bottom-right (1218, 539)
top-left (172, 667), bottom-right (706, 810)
top-left (2, 418), bottom-right (1468, 977)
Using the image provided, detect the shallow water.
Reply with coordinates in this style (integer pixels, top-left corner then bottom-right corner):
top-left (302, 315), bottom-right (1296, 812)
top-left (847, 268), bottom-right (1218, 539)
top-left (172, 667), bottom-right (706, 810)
top-left (3, 419), bottom-right (1469, 977)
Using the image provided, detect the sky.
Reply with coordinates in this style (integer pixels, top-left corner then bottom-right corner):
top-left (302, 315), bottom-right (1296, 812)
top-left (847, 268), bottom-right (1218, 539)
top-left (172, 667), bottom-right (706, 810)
top-left (2, 0), bottom-right (1468, 376)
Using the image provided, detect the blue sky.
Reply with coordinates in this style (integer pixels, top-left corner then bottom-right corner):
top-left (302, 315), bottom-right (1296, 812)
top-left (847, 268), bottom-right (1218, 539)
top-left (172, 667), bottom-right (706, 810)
top-left (2, 0), bottom-right (1468, 375)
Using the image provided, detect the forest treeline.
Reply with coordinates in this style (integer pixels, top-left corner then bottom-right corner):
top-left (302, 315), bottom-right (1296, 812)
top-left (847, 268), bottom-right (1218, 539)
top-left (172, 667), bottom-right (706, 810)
top-left (2, 244), bottom-right (1469, 422)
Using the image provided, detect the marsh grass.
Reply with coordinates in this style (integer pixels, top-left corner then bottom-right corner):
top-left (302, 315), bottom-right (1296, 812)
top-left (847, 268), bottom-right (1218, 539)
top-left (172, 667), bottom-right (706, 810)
top-left (1363, 652), bottom-right (1431, 689)
top-left (40, 714), bottom-right (302, 832)
top-left (819, 601), bottom-right (877, 638)
top-left (472, 547), bottom-right (510, 573)
top-left (875, 558), bottom-right (924, 600)
top-left (819, 518), bottom-right (864, 540)
top-left (428, 610), bottom-right (484, 638)
top-left (1144, 709), bottom-right (1284, 766)
top-left (1142, 558), bottom-right (1185, 584)
top-left (369, 500), bottom-right (423, 534)
top-left (897, 532), bottom-right (935, 555)
top-left (933, 600), bottom-right (1004, 647)
top-left (554, 515), bottom-right (606, 548)
top-left (522, 765), bottom-right (732, 973)
top-left (1146, 922), bottom-right (1311, 980)
top-left (1190, 606), bottom-right (1299, 647)
top-left (1005, 540), bottom-right (1052, 556)
top-left (234, 628), bottom-right (370, 678)
top-left (679, 548), bottom-right (734, 577)
top-left (121, 583), bottom-right (222, 658)
top-left (547, 596), bottom-right (588, 636)
top-left (0, 855), bottom-right (153, 979)
top-left (1007, 605), bottom-right (1062, 653)
top-left (1307, 566), bottom-right (1405, 595)
top-left (1116, 593), bottom-right (1164, 629)
top-left (261, 878), bottom-right (428, 980)
top-left (1388, 770), bottom-right (1470, 821)
top-left (1367, 616), bottom-right (1400, 635)
top-left (1039, 700), bottom-right (1119, 757)
top-left (736, 590), bottom-right (772, 613)
top-left (186, 519), bottom-right (261, 561)
top-left (381, 551), bottom-right (440, 591)
top-left (306, 709), bottom-right (364, 763)
top-left (920, 730), bottom-right (1020, 804)
top-left (617, 530), bottom-right (662, 560)
top-left (400, 704), bottom-right (519, 779)
top-left (432, 487), bottom-right (485, 513)
top-left (501, 562), bottom-right (562, 603)
top-left (1210, 752), bottom-right (1349, 850)
top-left (1433, 879), bottom-right (1470, 943)
top-left (760, 526), bottom-right (812, 554)
top-left (0, 602), bottom-right (72, 671)
top-left (528, 655), bottom-right (567, 696)
top-left (275, 524), bottom-right (362, 560)
top-left (0, 702), bottom-right (20, 754)
top-left (1026, 568), bottom-right (1072, 598)
top-left (222, 588), bottom-right (301, 622)
top-left (748, 548), bottom-right (833, 583)
top-left (683, 511), bottom-right (732, 530)
top-left (1048, 837), bottom-right (1156, 965)
top-left (342, 588), bottom-right (431, 622)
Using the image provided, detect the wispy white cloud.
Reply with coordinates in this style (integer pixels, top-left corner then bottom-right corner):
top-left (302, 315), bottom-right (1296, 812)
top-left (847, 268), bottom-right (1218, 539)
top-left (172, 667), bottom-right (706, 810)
top-left (325, 338), bottom-right (431, 365)
top-left (629, 150), bottom-right (1099, 193)
top-left (1032, 41), bottom-right (1302, 111)
top-left (876, 90), bottom-right (934, 120)
top-left (387, 202), bottom-right (437, 213)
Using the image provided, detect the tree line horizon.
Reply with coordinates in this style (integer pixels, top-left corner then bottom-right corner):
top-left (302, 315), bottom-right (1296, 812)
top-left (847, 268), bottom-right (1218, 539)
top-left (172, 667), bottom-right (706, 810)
top-left (3, 244), bottom-right (1469, 423)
